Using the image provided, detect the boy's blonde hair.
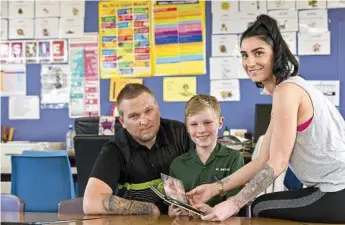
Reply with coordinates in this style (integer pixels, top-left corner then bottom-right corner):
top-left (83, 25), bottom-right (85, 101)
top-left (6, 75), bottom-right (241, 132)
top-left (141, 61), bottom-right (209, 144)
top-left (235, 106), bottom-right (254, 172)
top-left (185, 94), bottom-right (221, 123)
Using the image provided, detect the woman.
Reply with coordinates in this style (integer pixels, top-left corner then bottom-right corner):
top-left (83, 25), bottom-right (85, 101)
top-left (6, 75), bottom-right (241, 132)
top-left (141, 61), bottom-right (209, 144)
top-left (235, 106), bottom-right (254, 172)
top-left (187, 14), bottom-right (345, 223)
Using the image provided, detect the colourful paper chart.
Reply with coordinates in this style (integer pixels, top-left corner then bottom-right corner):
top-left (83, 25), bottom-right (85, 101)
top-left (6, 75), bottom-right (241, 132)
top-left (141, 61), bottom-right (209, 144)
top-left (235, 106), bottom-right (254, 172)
top-left (153, 0), bottom-right (206, 76)
top-left (99, 1), bottom-right (154, 79)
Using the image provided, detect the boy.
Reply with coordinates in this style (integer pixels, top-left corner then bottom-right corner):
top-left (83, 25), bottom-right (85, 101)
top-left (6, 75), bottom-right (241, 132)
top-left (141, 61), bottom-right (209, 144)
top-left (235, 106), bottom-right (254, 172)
top-left (169, 94), bottom-right (244, 217)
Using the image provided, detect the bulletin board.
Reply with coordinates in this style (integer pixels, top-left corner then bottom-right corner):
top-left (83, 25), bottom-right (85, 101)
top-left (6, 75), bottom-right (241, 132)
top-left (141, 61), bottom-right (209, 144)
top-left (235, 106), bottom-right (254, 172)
top-left (1, 1), bottom-right (344, 143)
top-left (99, 1), bottom-right (154, 79)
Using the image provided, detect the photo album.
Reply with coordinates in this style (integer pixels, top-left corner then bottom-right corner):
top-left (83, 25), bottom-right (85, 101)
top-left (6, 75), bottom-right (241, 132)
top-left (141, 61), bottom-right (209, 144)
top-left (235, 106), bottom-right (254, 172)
top-left (149, 173), bottom-right (205, 216)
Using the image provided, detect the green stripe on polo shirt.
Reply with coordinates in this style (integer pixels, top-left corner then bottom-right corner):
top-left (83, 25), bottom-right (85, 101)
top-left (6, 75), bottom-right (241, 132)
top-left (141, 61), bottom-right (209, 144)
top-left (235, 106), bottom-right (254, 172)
top-left (117, 178), bottom-right (163, 192)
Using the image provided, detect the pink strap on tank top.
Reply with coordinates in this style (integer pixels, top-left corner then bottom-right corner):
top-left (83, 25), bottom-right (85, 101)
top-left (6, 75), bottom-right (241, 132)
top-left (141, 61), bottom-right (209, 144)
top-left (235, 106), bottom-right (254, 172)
top-left (297, 117), bottom-right (313, 132)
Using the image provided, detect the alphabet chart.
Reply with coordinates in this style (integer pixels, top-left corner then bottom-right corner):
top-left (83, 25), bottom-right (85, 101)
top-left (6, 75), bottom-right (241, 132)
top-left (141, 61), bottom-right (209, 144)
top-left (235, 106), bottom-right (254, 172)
top-left (0, 39), bottom-right (68, 64)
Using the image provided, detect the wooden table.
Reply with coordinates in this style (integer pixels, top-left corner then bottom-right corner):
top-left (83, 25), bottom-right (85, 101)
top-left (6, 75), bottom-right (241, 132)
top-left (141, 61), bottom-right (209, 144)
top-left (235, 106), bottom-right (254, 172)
top-left (0, 212), bottom-right (104, 224)
top-left (0, 212), bottom-right (339, 225)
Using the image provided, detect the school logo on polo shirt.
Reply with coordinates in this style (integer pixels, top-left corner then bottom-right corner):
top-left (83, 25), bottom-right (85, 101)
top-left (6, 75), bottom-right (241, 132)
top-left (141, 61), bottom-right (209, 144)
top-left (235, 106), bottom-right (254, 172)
top-left (216, 168), bottom-right (230, 171)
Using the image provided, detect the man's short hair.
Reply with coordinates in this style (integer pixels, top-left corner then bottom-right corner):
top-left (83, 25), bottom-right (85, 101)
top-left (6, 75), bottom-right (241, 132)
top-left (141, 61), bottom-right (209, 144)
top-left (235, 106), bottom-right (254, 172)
top-left (184, 94), bottom-right (221, 123)
top-left (116, 83), bottom-right (154, 116)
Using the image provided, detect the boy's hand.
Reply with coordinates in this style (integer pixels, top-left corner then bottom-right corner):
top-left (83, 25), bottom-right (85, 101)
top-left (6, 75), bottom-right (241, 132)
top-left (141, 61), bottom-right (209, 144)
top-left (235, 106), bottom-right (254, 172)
top-left (193, 203), bottom-right (213, 215)
top-left (187, 183), bottom-right (218, 204)
top-left (195, 198), bottom-right (240, 221)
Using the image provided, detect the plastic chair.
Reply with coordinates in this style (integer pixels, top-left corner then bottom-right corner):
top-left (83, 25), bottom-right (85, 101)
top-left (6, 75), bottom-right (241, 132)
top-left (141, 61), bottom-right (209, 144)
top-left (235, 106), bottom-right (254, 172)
top-left (284, 167), bottom-right (303, 190)
top-left (58, 197), bottom-right (84, 214)
top-left (74, 136), bottom-right (110, 197)
top-left (11, 152), bottom-right (76, 212)
top-left (22, 150), bottom-right (69, 157)
top-left (1, 193), bottom-right (25, 212)
top-left (22, 150), bottom-right (79, 197)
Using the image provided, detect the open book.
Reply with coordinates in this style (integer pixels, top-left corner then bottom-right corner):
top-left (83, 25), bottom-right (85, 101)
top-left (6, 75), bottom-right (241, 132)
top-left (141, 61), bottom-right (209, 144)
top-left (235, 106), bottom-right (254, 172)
top-left (149, 173), bottom-right (205, 217)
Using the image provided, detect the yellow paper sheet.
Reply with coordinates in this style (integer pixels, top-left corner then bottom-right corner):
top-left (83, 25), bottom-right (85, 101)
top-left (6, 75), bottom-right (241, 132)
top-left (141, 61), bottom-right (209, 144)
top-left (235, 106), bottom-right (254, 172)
top-left (163, 77), bottom-right (196, 102)
top-left (109, 78), bottom-right (143, 102)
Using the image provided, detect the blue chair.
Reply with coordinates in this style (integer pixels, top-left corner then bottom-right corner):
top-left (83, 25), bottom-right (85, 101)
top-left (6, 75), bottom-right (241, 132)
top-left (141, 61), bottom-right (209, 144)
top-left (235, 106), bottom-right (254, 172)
top-left (1, 193), bottom-right (25, 212)
top-left (284, 167), bottom-right (303, 190)
top-left (11, 151), bottom-right (76, 212)
top-left (58, 197), bottom-right (84, 214)
top-left (22, 150), bottom-right (68, 157)
top-left (22, 150), bottom-right (79, 198)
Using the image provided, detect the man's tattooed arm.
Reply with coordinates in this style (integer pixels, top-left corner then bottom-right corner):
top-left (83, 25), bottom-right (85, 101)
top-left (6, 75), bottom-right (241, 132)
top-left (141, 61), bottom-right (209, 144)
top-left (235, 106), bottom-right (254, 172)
top-left (231, 164), bottom-right (277, 208)
top-left (102, 194), bottom-right (156, 215)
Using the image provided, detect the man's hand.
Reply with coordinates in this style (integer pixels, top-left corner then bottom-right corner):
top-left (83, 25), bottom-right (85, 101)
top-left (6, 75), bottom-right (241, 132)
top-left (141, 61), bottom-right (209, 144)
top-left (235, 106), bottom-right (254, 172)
top-left (186, 183), bottom-right (218, 204)
top-left (151, 203), bottom-right (161, 217)
top-left (195, 198), bottom-right (240, 222)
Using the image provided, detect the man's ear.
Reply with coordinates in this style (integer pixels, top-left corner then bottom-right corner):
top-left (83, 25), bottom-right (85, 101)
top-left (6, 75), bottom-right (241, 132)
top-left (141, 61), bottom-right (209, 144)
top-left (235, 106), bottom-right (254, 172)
top-left (218, 117), bottom-right (224, 129)
top-left (119, 116), bottom-right (126, 129)
top-left (155, 100), bottom-right (161, 116)
top-left (154, 99), bottom-right (159, 109)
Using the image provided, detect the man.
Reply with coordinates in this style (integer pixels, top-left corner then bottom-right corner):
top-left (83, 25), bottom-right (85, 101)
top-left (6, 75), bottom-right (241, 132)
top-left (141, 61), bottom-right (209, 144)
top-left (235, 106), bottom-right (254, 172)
top-left (83, 83), bottom-right (193, 216)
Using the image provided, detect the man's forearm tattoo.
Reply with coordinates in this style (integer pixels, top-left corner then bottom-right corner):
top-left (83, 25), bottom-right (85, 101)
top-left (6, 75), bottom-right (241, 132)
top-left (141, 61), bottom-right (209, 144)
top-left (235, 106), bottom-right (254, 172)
top-left (102, 195), bottom-right (154, 215)
top-left (232, 164), bottom-right (276, 208)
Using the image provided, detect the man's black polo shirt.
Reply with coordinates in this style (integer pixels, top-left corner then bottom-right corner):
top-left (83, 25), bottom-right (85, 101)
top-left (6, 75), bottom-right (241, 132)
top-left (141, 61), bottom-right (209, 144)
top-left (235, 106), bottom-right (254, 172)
top-left (90, 118), bottom-right (194, 213)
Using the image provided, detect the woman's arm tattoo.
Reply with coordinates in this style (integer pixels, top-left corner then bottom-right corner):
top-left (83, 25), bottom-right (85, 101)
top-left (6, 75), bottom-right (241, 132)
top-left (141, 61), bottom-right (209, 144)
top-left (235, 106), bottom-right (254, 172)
top-left (232, 164), bottom-right (276, 208)
top-left (102, 194), bottom-right (154, 215)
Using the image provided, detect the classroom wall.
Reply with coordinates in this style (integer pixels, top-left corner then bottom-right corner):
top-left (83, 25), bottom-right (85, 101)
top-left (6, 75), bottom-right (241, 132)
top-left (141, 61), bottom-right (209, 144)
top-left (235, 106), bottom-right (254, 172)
top-left (1, 1), bottom-right (344, 142)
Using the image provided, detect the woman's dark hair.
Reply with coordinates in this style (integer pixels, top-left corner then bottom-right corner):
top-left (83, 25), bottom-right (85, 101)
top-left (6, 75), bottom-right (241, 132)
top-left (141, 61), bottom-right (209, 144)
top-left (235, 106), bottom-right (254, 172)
top-left (240, 14), bottom-right (299, 88)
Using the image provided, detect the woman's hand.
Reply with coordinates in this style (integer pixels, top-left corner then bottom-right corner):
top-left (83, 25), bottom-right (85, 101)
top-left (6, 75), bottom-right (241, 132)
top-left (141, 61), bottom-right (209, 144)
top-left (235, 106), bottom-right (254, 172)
top-left (186, 183), bottom-right (218, 204)
top-left (192, 203), bottom-right (213, 215)
top-left (195, 198), bottom-right (240, 222)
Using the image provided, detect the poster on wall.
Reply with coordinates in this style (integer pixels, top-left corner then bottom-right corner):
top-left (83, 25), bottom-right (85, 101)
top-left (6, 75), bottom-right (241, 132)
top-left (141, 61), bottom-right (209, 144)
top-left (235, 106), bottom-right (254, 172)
top-left (0, 64), bottom-right (26, 96)
top-left (41, 65), bottom-right (70, 109)
top-left (35, 1), bottom-right (60, 18)
top-left (0, 39), bottom-right (68, 64)
top-left (9, 96), bottom-right (40, 120)
top-left (210, 57), bottom-right (247, 80)
top-left (212, 34), bottom-right (240, 57)
top-left (0, 42), bottom-right (10, 64)
top-left (109, 78), bottom-right (143, 102)
top-left (210, 79), bottom-right (240, 101)
top-left (35, 18), bottom-right (60, 39)
top-left (298, 32), bottom-right (330, 55)
top-left (211, 0), bottom-right (239, 14)
top-left (163, 77), bottom-right (196, 102)
top-left (8, 1), bottom-right (34, 18)
top-left (99, 1), bottom-right (153, 79)
top-left (9, 19), bottom-right (35, 40)
top-left (10, 42), bottom-right (24, 64)
top-left (69, 33), bottom-right (100, 118)
top-left (307, 80), bottom-right (340, 106)
top-left (153, 0), bottom-right (206, 76)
